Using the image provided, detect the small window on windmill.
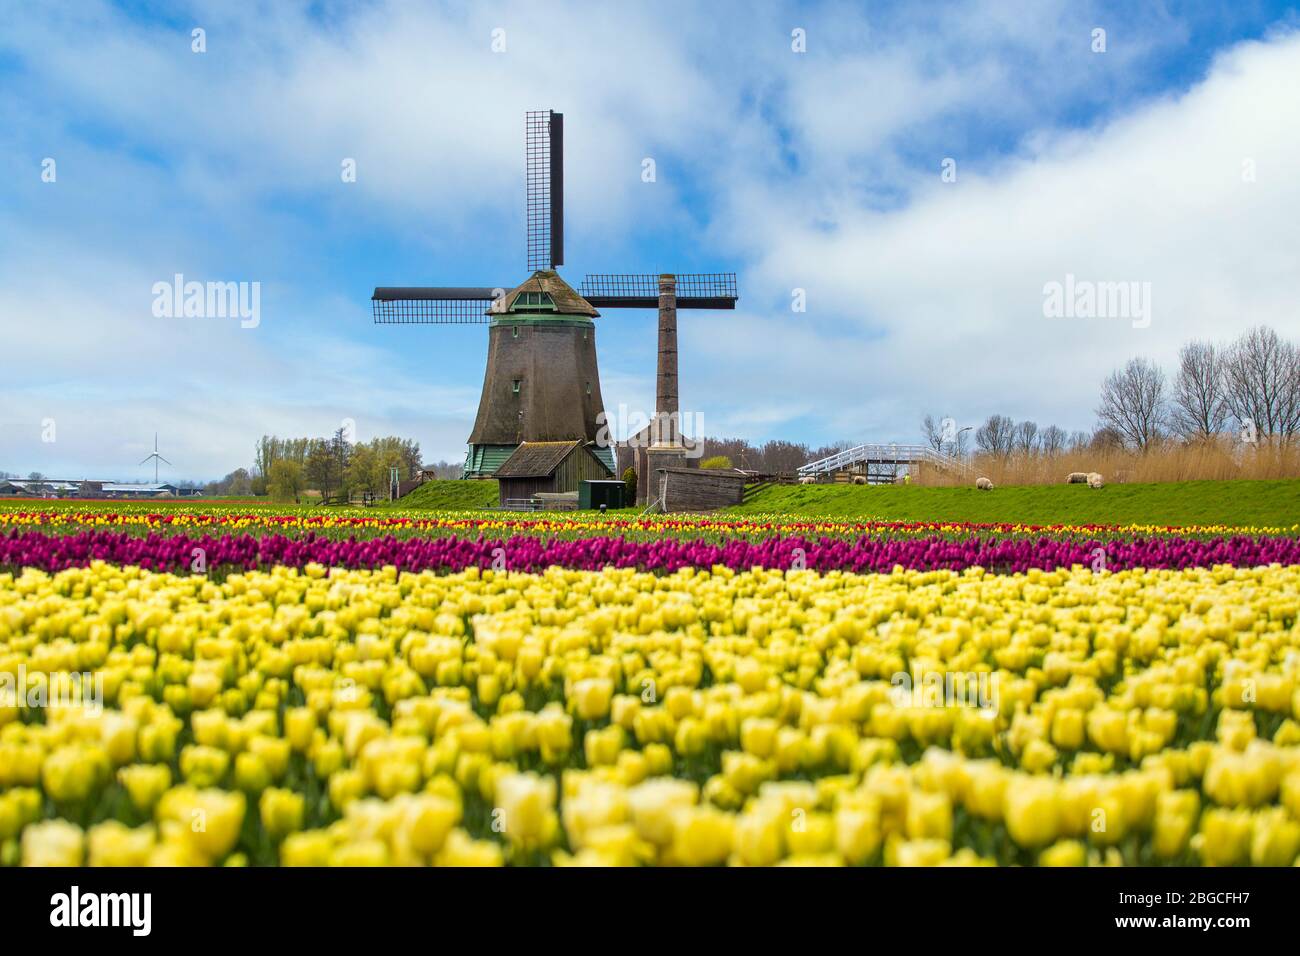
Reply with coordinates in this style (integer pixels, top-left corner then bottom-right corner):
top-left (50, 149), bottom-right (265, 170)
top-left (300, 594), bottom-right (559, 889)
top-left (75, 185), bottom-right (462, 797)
top-left (511, 291), bottom-right (556, 313)
top-left (512, 326), bottom-right (519, 338)
top-left (585, 381), bottom-right (591, 395)
top-left (512, 379), bottom-right (521, 394)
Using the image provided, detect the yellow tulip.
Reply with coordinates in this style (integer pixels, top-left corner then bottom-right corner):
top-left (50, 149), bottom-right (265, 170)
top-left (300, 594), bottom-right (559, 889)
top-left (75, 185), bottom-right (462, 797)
top-left (434, 829), bottom-right (504, 867)
top-left (1153, 790), bottom-right (1199, 860)
top-left (157, 787), bottom-right (246, 862)
top-left (1039, 839), bottom-right (1087, 867)
top-left (259, 787), bottom-right (306, 841)
top-left (284, 707), bottom-right (317, 752)
top-left (905, 790), bottom-right (953, 842)
top-left (493, 772), bottom-right (558, 849)
top-left (1003, 778), bottom-right (1060, 849)
top-left (628, 778), bottom-right (698, 846)
top-left (118, 763), bottom-right (172, 814)
top-left (1196, 808), bottom-right (1253, 866)
top-left (22, 819), bottom-right (84, 867)
top-left (733, 803), bottom-right (786, 866)
top-left (42, 744), bottom-right (106, 804)
top-left (571, 678), bottom-right (615, 721)
top-left (88, 820), bottom-right (156, 866)
top-left (281, 830), bottom-right (335, 866)
top-left (1250, 808), bottom-right (1300, 867)
top-left (669, 805), bottom-right (734, 866)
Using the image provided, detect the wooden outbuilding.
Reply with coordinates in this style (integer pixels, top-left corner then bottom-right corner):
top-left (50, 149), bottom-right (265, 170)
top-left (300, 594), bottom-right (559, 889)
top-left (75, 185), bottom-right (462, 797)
top-left (494, 440), bottom-right (612, 507)
top-left (652, 466), bottom-right (746, 511)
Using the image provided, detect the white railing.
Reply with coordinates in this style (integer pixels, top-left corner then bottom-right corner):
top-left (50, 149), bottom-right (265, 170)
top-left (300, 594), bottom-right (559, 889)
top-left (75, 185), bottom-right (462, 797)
top-left (797, 443), bottom-right (967, 477)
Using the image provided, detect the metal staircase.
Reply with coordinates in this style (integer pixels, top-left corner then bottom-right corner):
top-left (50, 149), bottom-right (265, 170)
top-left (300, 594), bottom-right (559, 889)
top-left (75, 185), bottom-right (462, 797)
top-left (796, 443), bottom-right (967, 481)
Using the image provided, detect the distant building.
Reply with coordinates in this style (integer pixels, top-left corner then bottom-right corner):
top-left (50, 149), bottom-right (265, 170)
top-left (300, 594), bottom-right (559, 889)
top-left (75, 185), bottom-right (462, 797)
top-left (0, 479), bottom-right (201, 499)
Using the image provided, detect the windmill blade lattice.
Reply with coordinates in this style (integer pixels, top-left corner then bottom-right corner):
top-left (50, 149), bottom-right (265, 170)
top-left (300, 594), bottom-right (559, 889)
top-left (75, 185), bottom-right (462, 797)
top-left (580, 273), bottom-right (738, 309)
top-left (526, 110), bottom-right (563, 272)
top-left (371, 287), bottom-right (502, 324)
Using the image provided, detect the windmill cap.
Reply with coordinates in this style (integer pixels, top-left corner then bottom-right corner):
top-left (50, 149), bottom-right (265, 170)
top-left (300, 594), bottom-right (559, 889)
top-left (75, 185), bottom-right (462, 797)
top-left (498, 270), bottom-right (599, 317)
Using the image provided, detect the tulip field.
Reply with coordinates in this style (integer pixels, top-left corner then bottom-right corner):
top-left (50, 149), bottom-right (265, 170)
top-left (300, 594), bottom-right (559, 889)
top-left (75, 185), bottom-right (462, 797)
top-left (3, 499), bottom-right (1300, 866)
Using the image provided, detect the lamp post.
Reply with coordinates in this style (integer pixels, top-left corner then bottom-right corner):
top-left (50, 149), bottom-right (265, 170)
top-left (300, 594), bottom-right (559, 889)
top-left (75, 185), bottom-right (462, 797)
top-left (952, 426), bottom-right (973, 458)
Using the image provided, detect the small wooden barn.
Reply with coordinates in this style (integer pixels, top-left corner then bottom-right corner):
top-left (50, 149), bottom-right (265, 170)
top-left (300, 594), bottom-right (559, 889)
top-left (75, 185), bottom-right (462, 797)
top-left (653, 466), bottom-right (745, 511)
top-left (494, 440), bottom-right (612, 507)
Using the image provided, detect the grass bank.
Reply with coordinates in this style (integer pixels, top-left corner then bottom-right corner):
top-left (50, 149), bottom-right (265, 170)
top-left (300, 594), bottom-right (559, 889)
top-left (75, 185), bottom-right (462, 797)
top-left (727, 478), bottom-right (1300, 528)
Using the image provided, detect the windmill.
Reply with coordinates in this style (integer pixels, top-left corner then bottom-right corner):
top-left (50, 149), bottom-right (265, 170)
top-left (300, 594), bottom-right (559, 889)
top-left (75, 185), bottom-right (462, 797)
top-left (372, 110), bottom-right (738, 497)
top-left (139, 433), bottom-right (171, 483)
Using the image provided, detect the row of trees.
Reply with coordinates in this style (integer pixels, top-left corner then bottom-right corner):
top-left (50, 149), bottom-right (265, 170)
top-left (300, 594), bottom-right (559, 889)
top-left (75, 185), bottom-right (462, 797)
top-left (924, 326), bottom-right (1299, 458)
top-left (922, 415), bottom-right (1095, 458)
top-left (699, 437), bottom-right (855, 474)
top-left (1098, 326), bottom-right (1300, 449)
top-left (200, 432), bottom-right (426, 501)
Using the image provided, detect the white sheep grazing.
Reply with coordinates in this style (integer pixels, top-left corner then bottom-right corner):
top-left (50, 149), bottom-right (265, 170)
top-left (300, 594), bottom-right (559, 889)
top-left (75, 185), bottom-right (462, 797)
top-left (976, 477), bottom-right (994, 491)
top-left (1087, 472), bottom-right (1104, 489)
top-left (798, 476), bottom-right (816, 485)
top-left (852, 476), bottom-right (868, 485)
top-left (1065, 472), bottom-right (1089, 484)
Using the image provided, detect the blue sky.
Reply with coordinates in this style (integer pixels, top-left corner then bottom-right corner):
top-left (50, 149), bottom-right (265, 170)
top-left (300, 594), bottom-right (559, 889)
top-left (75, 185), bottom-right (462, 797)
top-left (2, 0), bottom-right (1299, 481)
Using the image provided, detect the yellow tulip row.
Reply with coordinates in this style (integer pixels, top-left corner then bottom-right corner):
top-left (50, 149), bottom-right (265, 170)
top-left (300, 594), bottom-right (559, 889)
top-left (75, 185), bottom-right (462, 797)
top-left (2, 561), bottom-right (1299, 866)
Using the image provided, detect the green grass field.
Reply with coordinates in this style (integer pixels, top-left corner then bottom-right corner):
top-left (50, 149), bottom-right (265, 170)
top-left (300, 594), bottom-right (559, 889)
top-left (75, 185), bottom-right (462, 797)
top-left (386, 479), bottom-right (499, 510)
top-left (726, 478), bottom-right (1300, 527)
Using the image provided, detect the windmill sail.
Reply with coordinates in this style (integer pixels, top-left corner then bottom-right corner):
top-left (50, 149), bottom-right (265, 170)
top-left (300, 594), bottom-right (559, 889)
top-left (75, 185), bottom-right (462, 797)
top-left (371, 287), bottom-right (503, 324)
top-left (579, 273), bottom-right (738, 309)
top-left (526, 110), bottom-right (563, 271)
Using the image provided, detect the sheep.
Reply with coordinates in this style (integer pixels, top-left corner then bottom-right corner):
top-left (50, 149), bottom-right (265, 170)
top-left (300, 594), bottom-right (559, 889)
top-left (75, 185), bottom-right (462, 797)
top-left (976, 477), bottom-right (994, 491)
top-left (1065, 472), bottom-right (1089, 484)
top-left (1087, 472), bottom-right (1104, 489)
top-left (852, 476), bottom-right (868, 485)
top-left (797, 476), bottom-right (816, 485)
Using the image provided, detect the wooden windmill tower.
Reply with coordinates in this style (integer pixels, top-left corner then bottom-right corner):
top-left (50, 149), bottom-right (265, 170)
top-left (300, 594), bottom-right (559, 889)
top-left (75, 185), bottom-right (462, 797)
top-left (372, 110), bottom-right (738, 495)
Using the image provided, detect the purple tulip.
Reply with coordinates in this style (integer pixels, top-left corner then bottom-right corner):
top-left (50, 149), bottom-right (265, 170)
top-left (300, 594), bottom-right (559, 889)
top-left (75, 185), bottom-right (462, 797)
top-left (3, 529), bottom-right (1299, 575)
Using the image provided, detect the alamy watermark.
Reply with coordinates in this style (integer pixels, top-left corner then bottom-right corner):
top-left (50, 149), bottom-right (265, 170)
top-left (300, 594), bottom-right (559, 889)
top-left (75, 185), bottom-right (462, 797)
top-left (1043, 274), bottom-right (1150, 329)
top-left (890, 670), bottom-right (1000, 713)
top-left (152, 274), bottom-right (260, 328)
top-left (595, 404), bottom-right (706, 458)
top-left (1, 665), bottom-right (104, 714)
top-left (50, 886), bottom-right (150, 936)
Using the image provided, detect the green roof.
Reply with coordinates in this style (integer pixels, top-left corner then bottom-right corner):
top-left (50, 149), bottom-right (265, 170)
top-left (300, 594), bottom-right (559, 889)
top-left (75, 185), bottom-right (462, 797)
top-left (464, 444), bottom-right (518, 478)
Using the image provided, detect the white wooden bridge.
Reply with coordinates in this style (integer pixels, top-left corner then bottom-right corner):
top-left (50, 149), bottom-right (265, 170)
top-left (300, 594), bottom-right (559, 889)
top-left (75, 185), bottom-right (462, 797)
top-left (796, 443), bottom-right (966, 483)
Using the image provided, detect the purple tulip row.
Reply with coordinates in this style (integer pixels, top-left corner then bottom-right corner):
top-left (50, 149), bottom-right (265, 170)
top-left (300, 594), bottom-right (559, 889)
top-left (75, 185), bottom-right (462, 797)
top-left (3, 529), bottom-right (1300, 576)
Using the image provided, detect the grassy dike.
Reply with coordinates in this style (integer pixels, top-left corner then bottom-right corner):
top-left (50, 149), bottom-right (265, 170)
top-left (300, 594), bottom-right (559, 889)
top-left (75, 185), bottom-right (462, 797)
top-left (725, 478), bottom-right (1300, 528)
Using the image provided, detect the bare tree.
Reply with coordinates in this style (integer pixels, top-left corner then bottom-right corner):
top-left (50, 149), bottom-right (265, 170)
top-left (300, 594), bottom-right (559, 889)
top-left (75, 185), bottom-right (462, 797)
top-left (1090, 426), bottom-right (1125, 452)
top-left (975, 414), bottom-right (1015, 457)
top-left (1040, 425), bottom-right (1067, 455)
top-left (1012, 420), bottom-right (1039, 455)
top-left (1067, 430), bottom-right (1091, 452)
top-left (954, 428), bottom-right (970, 458)
top-left (921, 414), bottom-right (946, 453)
top-left (1096, 358), bottom-right (1167, 449)
top-left (759, 440), bottom-right (812, 474)
top-left (1170, 340), bottom-right (1229, 441)
top-left (1222, 326), bottom-right (1300, 442)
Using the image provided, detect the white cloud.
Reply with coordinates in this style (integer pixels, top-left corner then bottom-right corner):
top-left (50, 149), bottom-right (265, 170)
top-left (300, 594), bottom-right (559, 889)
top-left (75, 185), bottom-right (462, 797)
top-left (692, 29), bottom-right (1300, 440)
top-left (2, 2), bottom-right (1297, 477)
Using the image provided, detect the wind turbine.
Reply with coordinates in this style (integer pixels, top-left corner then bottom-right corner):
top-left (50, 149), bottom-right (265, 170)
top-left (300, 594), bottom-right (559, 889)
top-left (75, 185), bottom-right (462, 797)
top-left (140, 433), bottom-right (171, 483)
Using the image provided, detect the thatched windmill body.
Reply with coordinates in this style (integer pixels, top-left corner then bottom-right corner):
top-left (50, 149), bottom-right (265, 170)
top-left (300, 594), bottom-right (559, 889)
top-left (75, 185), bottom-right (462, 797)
top-left (372, 110), bottom-right (737, 490)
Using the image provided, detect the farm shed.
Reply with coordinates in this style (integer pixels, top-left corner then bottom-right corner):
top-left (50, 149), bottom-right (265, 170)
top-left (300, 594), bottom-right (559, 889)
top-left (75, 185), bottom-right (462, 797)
top-left (653, 466), bottom-right (745, 512)
top-left (494, 440), bottom-right (612, 507)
